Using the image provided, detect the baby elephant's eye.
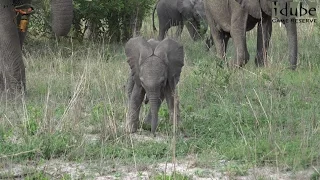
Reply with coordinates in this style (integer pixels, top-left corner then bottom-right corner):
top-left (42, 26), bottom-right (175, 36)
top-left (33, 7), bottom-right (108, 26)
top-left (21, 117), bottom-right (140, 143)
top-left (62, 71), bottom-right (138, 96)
top-left (159, 77), bottom-right (165, 85)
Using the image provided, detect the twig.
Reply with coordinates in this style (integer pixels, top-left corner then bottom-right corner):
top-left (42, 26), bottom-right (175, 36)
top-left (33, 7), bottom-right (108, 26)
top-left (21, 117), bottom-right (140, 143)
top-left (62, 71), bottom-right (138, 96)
top-left (172, 90), bottom-right (177, 179)
top-left (0, 149), bottom-right (39, 159)
top-left (0, 172), bottom-right (36, 179)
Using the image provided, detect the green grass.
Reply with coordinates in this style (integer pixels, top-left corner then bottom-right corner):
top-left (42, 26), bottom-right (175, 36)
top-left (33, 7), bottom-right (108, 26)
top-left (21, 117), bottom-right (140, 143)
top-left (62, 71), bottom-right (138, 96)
top-left (153, 172), bottom-right (190, 180)
top-left (0, 14), bottom-right (320, 178)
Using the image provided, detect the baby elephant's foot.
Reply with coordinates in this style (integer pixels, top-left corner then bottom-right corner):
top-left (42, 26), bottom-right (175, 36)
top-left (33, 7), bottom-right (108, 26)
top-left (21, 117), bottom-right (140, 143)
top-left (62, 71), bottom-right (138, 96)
top-left (141, 122), bottom-right (151, 131)
top-left (126, 121), bottom-right (138, 133)
top-left (142, 112), bottom-right (152, 130)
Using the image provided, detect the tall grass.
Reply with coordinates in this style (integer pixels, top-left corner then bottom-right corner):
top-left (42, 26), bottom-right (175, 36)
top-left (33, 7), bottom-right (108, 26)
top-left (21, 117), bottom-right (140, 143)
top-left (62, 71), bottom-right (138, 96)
top-left (0, 12), bottom-right (320, 178)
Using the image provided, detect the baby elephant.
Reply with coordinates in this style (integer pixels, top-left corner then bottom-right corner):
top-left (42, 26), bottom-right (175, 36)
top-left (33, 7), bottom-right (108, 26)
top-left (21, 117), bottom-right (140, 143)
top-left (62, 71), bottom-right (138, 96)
top-left (125, 37), bottom-right (184, 136)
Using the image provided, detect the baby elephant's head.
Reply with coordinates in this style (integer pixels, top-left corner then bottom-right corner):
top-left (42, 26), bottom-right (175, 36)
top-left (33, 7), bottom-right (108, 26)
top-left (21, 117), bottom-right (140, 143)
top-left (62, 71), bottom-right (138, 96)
top-left (139, 55), bottom-right (168, 99)
top-left (125, 37), bottom-right (184, 100)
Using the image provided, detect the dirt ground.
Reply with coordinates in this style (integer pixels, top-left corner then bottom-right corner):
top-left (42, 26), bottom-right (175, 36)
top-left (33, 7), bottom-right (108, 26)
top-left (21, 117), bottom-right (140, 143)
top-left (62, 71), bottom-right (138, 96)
top-left (0, 133), bottom-right (317, 179)
top-left (0, 158), bottom-right (316, 180)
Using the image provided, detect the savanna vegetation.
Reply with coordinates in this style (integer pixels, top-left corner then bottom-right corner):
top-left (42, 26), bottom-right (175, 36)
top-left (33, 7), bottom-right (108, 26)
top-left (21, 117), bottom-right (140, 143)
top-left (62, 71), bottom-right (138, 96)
top-left (0, 1), bottom-right (320, 179)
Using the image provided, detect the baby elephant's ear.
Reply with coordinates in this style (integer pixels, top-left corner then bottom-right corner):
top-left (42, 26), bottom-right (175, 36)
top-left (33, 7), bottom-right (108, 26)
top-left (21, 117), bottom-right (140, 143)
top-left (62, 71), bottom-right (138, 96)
top-left (125, 37), bottom-right (153, 86)
top-left (154, 38), bottom-right (184, 89)
top-left (147, 38), bottom-right (160, 51)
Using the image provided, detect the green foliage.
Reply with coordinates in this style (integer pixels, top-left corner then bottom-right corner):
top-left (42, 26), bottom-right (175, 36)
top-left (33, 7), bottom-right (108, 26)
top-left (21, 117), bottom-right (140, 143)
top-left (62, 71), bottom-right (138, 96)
top-left (41, 133), bottom-right (75, 159)
top-left (153, 172), bottom-right (190, 180)
top-left (27, 0), bottom-right (155, 41)
top-left (311, 171), bottom-right (320, 180)
top-left (26, 105), bottom-right (42, 135)
top-left (25, 171), bottom-right (50, 180)
top-left (72, 0), bottom-right (156, 41)
top-left (28, 0), bottom-right (53, 38)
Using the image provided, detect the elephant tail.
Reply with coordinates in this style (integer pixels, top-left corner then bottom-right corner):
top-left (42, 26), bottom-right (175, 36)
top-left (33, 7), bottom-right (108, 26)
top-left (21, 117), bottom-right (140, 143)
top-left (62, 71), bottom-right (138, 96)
top-left (152, 0), bottom-right (158, 32)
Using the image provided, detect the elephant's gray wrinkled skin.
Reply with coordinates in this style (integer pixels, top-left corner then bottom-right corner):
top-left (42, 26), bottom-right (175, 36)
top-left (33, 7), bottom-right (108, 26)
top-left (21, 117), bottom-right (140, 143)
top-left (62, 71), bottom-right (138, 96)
top-left (125, 37), bottom-right (184, 136)
top-left (204, 0), bottom-right (298, 69)
top-left (152, 0), bottom-right (208, 41)
top-left (0, 0), bottom-right (73, 94)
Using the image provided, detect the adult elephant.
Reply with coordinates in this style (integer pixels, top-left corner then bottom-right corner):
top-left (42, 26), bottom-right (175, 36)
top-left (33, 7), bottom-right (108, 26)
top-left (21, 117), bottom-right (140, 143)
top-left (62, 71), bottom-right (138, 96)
top-left (204, 0), bottom-right (298, 69)
top-left (0, 0), bottom-right (73, 94)
top-left (152, 0), bottom-right (208, 41)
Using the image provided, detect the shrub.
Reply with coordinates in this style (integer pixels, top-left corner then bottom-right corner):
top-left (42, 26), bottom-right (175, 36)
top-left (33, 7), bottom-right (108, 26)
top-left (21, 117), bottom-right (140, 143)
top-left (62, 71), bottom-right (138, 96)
top-left (72, 0), bottom-right (156, 42)
top-left (27, 0), bottom-right (155, 42)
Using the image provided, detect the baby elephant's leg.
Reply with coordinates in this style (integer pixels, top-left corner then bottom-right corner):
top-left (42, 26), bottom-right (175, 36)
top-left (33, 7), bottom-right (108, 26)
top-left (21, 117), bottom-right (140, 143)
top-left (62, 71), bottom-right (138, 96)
top-left (165, 86), bottom-right (188, 136)
top-left (165, 87), bottom-right (180, 126)
top-left (126, 72), bottom-right (135, 99)
top-left (126, 84), bottom-right (145, 133)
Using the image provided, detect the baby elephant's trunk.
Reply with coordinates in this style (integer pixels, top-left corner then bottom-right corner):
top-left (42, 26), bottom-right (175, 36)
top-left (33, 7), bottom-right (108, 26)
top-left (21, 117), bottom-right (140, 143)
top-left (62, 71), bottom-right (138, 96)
top-left (149, 98), bottom-right (161, 137)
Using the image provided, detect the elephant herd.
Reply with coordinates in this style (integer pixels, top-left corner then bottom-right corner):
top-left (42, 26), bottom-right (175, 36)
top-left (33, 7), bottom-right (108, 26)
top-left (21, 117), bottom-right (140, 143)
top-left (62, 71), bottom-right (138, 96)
top-left (0, 0), bottom-right (298, 136)
top-left (152, 0), bottom-right (297, 69)
top-left (126, 0), bottom-right (298, 136)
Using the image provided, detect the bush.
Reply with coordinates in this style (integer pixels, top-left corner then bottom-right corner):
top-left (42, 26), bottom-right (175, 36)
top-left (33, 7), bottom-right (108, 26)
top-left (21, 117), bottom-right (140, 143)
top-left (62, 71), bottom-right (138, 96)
top-left (28, 0), bottom-right (52, 38)
top-left (73, 0), bottom-right (156, 42)
top-left (27, 0), bottom-right (155, 42)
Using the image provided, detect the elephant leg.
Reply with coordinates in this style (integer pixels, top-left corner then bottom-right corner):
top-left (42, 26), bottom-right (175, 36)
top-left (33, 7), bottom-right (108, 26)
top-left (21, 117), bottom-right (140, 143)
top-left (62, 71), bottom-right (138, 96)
top-left (126, 84), bottom-right (145, 133)
top-left (185, 21), bottom-right (200, 41)
top-left (164, 86), bottom-right (186, 136)
top-left (204, 4), bottom-right (227, 59)
top-left (230, 13), bottom-right (249, 67)
top-left (284, 19), bottom-right (298, 70)
top-left (165, 87), bottom-right (180, 125)
top-left (126, 71), bottom-right (135, 99)
top-left (255, 16), bottom-right (272, 67)
top-left (186, 21), bottom-right (199, 41)
top-left (158, 27), bottom-right (166, 41)
top-left (158, 18), bottom-right (171, 40)
top-left (223, 33), bottom-right (230, 54)
top-left (211, 27), bottom-right (229, 60)
top-left (51, 0), bottom-right (74, 36)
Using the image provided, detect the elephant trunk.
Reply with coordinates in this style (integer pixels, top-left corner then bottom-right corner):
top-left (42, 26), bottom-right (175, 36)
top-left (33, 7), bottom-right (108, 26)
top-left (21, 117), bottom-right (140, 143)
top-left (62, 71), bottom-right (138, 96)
top-left (285, 21), bottom-right (298, 70)
top-left (0, 4), bottom-right (26, 92)
top-left (51, 0), bottom-right (73, 36)
top-left (149, 97), bottom-right (161, 137)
